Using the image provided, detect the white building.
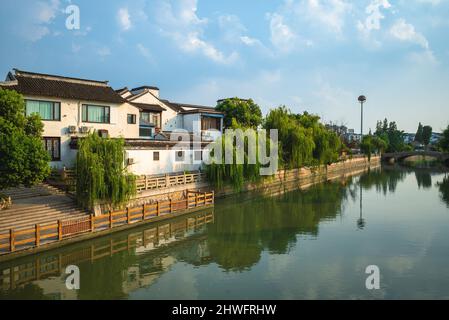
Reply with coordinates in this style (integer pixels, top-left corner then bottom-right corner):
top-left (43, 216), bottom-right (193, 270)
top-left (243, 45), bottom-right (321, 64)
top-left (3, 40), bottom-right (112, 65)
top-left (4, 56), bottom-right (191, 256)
top-left (0, 69), bottom-right (224, 175)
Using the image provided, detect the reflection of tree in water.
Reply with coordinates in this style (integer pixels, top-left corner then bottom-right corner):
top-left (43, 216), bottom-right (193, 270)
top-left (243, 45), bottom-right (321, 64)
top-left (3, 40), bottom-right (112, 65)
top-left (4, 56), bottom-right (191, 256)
top-left (77, 250), bottom-right (135, 300)
top-left (415, 171), bottom-right (432, 189)
top-left (359, 167), bottom-right (407, 195)
top-left (0, 283), bottom-right (49, 300)
top-left (206, 182), bottom-right (349, 271)
top-left (437, 175), bottom-right (449, 208)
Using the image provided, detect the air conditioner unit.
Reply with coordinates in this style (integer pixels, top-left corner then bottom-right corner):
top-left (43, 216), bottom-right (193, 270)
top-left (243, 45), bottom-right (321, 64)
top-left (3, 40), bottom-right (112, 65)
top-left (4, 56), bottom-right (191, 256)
top-left (127, 158), bottom-right (135, 166)
top-left (80, 126), bottom-right (90, 134)
top-left (68, 126), bottom-right (77, 134)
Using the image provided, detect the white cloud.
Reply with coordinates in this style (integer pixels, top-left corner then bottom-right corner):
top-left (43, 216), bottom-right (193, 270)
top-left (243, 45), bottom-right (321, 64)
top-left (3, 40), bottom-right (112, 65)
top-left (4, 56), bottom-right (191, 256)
top-left (357, 0), bottom-right (391, 41)
top-left (137, 43), bottom-right (152, 59)
top-left (118, 8), bottom-right (132, 31)
top-left (416, 0), bottom-right (443, 5)
top-left (390, 19), bottom-right (429, 49)
top-left (154, 0), bottom-right (237, 64)
top-left (24, 0), bottom-right (61, 42)
top-left (268, 13), bottom-right (299, 53)
top-left (305, 0), bottom-right (352, 35)
top-left (96, 46), bottom-right (111, 57)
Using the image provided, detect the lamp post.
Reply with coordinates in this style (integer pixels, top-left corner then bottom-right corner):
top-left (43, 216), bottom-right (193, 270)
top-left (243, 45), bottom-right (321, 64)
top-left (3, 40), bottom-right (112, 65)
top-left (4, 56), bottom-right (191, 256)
top-left (358, 95), bottom-right (366, 142)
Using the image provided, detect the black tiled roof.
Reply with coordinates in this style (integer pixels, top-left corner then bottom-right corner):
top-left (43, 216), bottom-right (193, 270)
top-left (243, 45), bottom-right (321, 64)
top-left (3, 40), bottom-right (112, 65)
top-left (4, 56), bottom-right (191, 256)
top-left (1, 71), bottom-right (125, 104)
top-left (131, 102), bottom-right (166, 112)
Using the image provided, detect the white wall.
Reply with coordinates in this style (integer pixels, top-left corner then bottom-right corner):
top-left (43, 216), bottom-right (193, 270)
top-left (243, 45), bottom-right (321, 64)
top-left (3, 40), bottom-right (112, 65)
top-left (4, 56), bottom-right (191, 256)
top-left (182, 114), bottom-right (201, 133)
top-left (126, 149), bottom-right (204, 175)
top-left (128, 91), bottom-right (180, 131)
top-left (24, 95), bottom-right (140, 169)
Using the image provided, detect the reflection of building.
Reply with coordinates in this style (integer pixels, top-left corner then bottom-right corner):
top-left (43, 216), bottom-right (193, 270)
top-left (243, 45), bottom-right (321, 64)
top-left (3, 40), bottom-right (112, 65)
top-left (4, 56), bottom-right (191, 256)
top-left (122, 256), bottom-right (176, 294)
top-left (0, 210), bottom-right (214, 299)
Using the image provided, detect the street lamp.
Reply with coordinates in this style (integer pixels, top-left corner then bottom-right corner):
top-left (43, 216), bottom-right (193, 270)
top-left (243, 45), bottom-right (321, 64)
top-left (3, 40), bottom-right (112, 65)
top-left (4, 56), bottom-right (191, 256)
top-left (358, 95), bottom-right (366, 141)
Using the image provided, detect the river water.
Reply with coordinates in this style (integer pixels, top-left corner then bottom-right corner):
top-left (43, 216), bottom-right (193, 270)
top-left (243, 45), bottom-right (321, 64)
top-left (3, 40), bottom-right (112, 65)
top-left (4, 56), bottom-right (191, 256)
top-left (1, 165), bottom-right (449, 300)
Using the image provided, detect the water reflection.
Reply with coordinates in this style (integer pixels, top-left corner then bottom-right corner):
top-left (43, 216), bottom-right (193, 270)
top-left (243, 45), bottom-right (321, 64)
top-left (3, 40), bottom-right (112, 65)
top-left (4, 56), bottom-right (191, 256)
top-left (1, 165), bottom-right (449, 300)
top-left (437, 174), bottom-right (449, 208)
top-left (0, 210), bottom-right (214, 300)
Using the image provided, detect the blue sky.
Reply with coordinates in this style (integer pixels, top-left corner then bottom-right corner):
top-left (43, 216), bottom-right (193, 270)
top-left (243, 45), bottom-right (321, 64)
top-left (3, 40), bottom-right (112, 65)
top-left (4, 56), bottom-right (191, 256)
top-left (0, 0), bottom-right (448, 132)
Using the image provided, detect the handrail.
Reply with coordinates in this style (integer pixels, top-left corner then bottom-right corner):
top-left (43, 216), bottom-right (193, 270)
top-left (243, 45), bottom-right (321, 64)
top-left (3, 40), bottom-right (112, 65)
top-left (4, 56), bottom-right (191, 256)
top-left (0, 190), bottom-right (214, 256)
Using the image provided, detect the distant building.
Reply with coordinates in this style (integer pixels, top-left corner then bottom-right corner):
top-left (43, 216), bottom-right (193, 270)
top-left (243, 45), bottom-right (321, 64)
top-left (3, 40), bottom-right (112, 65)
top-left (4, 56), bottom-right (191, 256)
top-left (430, 132), bottom-right (442, 145)
top-left (403, 133), bottom-right (415, 144)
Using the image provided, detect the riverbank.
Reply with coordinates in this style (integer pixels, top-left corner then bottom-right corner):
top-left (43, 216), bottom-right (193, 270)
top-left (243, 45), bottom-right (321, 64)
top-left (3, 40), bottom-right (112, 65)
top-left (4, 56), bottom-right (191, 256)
top-left (0, 156), bottom-right (378, 262)
top-left (213, 156), bottom-right (381, 198)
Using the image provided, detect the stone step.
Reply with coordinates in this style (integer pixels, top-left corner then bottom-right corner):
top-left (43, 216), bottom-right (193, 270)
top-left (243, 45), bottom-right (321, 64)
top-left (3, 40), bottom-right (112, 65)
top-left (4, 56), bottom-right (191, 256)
top-left (0, 206), bottom-right (87, 225)
top-left (0, 201), bottom-right (77, 217)
top-left (0, 211), bottom-right (88, 232)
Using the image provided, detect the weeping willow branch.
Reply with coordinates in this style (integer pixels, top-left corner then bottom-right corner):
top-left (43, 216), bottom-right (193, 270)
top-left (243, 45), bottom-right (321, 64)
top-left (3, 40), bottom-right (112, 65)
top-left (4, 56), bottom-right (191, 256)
top-left (75, 134), bottom-right (136, 209)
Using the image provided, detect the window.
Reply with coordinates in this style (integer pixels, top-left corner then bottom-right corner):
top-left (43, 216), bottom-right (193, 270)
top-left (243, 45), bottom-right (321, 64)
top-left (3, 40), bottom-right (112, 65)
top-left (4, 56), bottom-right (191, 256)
top-left (140, 112), bottom-right (160, 127)
top-left (127, 114), bottom-right (137, 124)
top-left (194, 150), bottom-right (203, 161)
top-left (42, 137), bottom-right (61, 161)
top-left (139, 127), bottom-right (153, 138)
top-left (140, 112), bottom-right (151, 125)
top-left (202, 117), bottom-right (221, 131)
top-left (175, 151), bottom-right (185, 162)
top-left (153, 152), bottom-right (160, 161)
top-left (152, 114), bottom-right (160, 128)
top-left (82, 105), bottom-right (110, 123)
top-left (26, 100), bottom-right (60, 121)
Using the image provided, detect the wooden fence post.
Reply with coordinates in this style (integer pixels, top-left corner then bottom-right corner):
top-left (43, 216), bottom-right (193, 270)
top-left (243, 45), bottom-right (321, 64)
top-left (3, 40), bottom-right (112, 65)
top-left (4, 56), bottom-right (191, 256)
top-left (90, 214), bottom-right (94, 232)
top-left (169, 199), bottom-right (173, 213)
top-left (165, 174), bottom-right (170, 187)
top-left (156, 201), bottom-right (160, 216)
top-left (145, 175), bottom-right (148, 191)
top-left (35, 224), bottom-right (40, 247)
top-left (58, 220), bottom-right (62, 240)
top-left (195, 194), bottom-right (198, 207)
top-left (10, 229), bottom-right (15, 252)
top-left (127, 207), bottom-right (130, 224)
top-left (109, 211), bottom-right (113, 229)
top-left (212, 191), bottom-right (215, 204)
top-left (143, 204), bottom-right (147, 220)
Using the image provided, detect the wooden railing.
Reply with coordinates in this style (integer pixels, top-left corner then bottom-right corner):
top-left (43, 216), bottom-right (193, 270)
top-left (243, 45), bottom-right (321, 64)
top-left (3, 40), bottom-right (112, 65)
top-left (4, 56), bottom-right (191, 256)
top-left (135, 172), bottom-right (206, 192)
top-left (0, 190), bottom-right (214, 256)
top-left (48, 170), bottom-right (206, 193)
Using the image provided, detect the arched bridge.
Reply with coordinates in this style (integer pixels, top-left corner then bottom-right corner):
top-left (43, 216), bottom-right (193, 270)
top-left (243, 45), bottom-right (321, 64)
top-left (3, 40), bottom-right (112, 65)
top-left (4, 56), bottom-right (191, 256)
top-left (382, 151), bottom-right (449, 164)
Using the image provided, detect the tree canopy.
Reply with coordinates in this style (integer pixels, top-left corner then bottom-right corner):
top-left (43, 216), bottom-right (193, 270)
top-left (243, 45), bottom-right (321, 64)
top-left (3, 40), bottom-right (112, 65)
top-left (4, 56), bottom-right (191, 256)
top-left (422, 125), bottom-right (433, 147)
top-left (76, 133), bottom-right (136, 209)
top-left (0, 89), bottom-right (50, 190)
top-left (216, 98), bottom-right (263, 129)
top-left (264, 107), bottom-right (341, 168)
top-left (374, 118), bottom-right (410, 153)
top-left (415, 122), bottom-right (424, 143)
top-left (439, 125), bottom-right (449, 152)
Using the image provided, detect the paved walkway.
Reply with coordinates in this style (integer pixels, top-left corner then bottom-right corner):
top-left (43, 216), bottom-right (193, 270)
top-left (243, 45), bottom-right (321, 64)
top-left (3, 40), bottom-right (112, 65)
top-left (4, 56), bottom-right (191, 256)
top-left (0, 184), bottom-right (88, 232)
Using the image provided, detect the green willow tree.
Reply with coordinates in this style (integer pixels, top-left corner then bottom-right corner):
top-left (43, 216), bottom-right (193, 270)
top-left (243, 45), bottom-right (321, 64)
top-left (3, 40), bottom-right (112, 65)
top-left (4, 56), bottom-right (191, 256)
top-left (264, 107), bottom-right (341, 168)
top-left (361, 134), bottom-right (388, 161)
top-left (76, 134), bottom-right (136, 209)
top-left (0, 89), bottom-right (50, 194)
top-left (205, 131), bottom-right (263, 192)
